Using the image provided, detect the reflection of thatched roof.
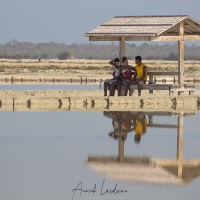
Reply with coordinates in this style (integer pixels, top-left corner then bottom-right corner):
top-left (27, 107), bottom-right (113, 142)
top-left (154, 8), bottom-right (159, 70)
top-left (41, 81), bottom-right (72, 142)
top-left (163, 165), bottom-right (200, 184)
top-left (86, 156), bottom-right (200, 185)
top-left (87, 162), bottom-right (183, 185)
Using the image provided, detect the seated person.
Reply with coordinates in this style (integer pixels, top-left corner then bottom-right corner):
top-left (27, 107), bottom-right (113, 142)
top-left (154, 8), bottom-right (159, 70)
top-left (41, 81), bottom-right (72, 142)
top-left (117, 56), bottom-right (135, 96)
top-left (132, 56), bottom-right (148, 96)
top-left (104, 58), bottom-right (123, 96)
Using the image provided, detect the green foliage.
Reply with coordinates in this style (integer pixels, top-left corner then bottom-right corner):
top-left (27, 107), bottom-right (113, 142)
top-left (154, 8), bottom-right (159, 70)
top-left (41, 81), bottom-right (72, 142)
top-left (57, 51), bottom-right (71, 60)
top-left (0, 40), bottom-right (200, 60)
top-left (40, 53), bottom-right (48, 59)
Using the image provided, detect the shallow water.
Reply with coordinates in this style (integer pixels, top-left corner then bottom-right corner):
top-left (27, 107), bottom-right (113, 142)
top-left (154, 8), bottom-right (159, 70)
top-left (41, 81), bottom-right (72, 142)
top-left (0, 110), bottom-right (199, 200)
top-left (0, 83), bottom-right (102, 90)
top-left (0, 83), bottom-right (199, 91)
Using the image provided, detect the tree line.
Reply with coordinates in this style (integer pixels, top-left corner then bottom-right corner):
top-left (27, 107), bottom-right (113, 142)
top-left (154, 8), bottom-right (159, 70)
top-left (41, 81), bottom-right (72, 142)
top-left (0, 39), bottom-right (200, 60)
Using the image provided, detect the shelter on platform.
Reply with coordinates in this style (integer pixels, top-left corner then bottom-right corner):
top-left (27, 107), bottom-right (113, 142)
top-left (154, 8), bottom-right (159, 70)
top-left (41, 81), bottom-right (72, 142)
top-left (85, 15), bottom-right (200, 84)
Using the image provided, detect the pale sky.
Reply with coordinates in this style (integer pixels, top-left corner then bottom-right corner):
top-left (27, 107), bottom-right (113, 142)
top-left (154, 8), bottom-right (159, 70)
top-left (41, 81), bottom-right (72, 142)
top-left (0, 0), bottom-right (200, 44)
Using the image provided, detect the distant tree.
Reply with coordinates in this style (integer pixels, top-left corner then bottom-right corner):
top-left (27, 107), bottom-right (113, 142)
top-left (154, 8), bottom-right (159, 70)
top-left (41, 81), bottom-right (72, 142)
top-left (0, 40), bottom-right (200, 60)
top-left (40, 53), bottom-right (48, 59)
top-left (165, 52), bottom-right (178, 60)
top-left (7, 39), bottom-right (19, 46)
top-left (57, 51), bottom-right (71, 60)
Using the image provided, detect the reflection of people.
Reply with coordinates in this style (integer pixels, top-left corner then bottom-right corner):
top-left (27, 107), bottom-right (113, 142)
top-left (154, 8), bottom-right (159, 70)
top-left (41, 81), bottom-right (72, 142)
top-left (104, 111), bottom-right (121, 139)
top-left (120, 112), bottom-right (132, 140)
top-left (134, 113), bottom-right (147, 143)
top-left (105, 111), bottom-right (147, 143)
top-left (103, 111), bottom-right (147, 143)
top-left (132, 56), bottom-right (148, 96)
top-left (104, 58), bottom-right (122, 96)
top-left (105, 111), bottom-right (134, 141)
top-left (108, 120), bottom-right (120, 139)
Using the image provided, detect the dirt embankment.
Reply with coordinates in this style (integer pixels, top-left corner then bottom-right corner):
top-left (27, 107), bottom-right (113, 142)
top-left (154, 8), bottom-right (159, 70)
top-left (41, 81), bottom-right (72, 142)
top-left (0, 59), bottom-right (199, 112)
top-left (0, 59), bottom-right (200, 81)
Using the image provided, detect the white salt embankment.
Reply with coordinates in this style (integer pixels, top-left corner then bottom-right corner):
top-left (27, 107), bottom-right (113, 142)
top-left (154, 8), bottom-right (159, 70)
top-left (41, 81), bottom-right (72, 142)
top-left (0, 90), bottom-right (199, 112)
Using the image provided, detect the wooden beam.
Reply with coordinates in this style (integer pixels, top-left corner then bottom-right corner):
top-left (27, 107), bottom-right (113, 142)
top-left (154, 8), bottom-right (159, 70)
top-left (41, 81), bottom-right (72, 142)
top-left (151, 36), bottom-right (182, 41)
top-left (89, 36), bottom-right (151, 41)
top-left (89, 36), bottom-right (120, 41)
top-left (154, 159), bottom-right (200, 166)
top-left (124, 36), bottom-right (150, 41)
top-left (183, 35), bottom-right (200, 40)
top-left (151, 35), bottom-right (200, 41)
top-left (119, 37), bottom-right (125, 61)
top-left (186, 32), bottom-right (200, 35)
top-left (141, 84), bottom-right (172, 90)
top-left (147, 124), bottom-right (178, 128)
top-left (178, 21), bottom-right (184, 85)
top-left (159, 32), bottom-right (180, 36)
top-left (148, 72), bottom-right (178, 76)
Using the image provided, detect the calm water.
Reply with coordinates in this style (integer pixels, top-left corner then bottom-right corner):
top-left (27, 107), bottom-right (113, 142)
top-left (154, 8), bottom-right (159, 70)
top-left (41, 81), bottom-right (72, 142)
top-left (0, 110), bottom-right (199, 200)
top-left (0, 83), bottom-right (199, 90)
top-left (0, 84), bottom-right (102, 90)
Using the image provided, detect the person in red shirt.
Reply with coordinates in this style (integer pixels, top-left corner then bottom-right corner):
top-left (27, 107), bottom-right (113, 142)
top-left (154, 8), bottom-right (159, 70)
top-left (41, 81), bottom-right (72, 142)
top-left (117, 57), bottom-right (135, 96)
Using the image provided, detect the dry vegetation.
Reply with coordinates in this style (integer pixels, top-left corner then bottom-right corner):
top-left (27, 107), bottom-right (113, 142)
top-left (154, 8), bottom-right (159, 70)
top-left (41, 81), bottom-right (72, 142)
top-left (0, 59), bottom-right (200, 80)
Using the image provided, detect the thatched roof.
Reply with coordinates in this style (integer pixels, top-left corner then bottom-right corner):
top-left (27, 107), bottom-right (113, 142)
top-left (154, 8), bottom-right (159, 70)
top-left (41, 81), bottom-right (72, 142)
top-left (85, 15), bottom-right (200, 41)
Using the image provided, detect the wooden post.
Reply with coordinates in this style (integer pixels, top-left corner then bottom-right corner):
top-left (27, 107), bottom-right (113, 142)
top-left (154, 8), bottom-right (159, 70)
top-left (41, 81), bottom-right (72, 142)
top-left (13, 98), bottom-right (15, 112)
top-left (178, 21), bottom-right (184, 85)
top-left (119, 37), bottom-right (125, 61)
top-left (149, 74), bottom-right (153, 84)
top-left (177, 113), bottom-right (183, 178)
top-left (149, 74), bottom-right (154, 93)
top-left (148, 115), bottom-right (153, 126)
top-left (118, 132), bottom-right (124, 163)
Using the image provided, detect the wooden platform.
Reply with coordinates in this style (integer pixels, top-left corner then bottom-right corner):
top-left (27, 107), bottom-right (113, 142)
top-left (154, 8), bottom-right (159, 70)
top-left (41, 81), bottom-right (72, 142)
top-left (121, 84), bottom-right (196, 96)
top-left (118, 71), bottom-right (196, 96)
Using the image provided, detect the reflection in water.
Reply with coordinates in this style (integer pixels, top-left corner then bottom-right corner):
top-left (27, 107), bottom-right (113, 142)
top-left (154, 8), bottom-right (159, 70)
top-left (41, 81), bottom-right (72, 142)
top-left (104, 111), bottom-right (147, 143)
top-left (87, 111), bottom-right (200, 185)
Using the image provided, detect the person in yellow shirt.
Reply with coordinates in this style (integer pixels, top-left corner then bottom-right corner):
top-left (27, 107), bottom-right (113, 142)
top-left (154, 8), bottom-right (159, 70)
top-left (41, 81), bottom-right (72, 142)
top-left (132, 56), bottom-right (148, 96)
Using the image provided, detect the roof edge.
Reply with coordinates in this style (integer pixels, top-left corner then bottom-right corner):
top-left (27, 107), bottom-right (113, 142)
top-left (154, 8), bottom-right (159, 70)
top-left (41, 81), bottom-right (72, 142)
top-left (114, 15), bottom-right (189, 18)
